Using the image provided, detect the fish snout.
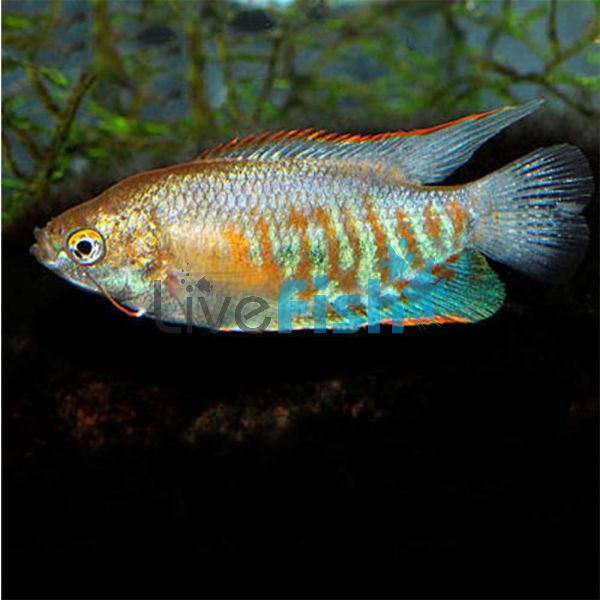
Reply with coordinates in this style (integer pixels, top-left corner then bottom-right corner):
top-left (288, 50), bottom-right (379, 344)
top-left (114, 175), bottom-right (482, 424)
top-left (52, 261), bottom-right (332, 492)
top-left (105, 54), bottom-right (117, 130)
top-left (31, 227), bottom-right (59, 265)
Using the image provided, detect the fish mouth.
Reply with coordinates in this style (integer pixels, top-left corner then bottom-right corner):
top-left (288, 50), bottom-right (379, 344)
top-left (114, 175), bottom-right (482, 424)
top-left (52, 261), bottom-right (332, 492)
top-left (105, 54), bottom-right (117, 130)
top-left (31, 227), bottom-right (60, 265)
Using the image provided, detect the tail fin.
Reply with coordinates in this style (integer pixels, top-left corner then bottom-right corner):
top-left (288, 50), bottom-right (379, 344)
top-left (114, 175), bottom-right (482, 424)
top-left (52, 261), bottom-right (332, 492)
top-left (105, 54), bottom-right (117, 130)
top-left (470, 144), bottom-right (593, 283)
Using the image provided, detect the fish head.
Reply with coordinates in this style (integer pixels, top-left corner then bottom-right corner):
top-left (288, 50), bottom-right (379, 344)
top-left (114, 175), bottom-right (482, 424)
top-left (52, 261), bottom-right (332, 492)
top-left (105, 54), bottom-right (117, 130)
top-left (31, 193), bottom-right (161, 311)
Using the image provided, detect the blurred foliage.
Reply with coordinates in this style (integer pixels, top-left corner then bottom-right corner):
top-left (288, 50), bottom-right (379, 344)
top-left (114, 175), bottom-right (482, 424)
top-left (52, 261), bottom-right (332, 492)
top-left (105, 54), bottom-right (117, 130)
top-left (2, 0), bottom-right (599, 225)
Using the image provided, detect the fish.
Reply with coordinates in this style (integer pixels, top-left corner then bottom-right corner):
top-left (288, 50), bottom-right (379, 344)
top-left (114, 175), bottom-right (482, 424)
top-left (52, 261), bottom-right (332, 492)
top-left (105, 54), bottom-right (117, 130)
top-left (31, 100), bottom-right (593, 332)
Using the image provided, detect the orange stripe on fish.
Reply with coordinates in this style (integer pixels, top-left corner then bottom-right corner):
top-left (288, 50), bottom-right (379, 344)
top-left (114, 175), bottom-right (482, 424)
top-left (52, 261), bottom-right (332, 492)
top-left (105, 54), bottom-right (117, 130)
top-left (286, 207), bottom-right (313, 295)
top-left (222, 227), bottom-right (251, 267)
top-left (447, 198), bottom-right (467, 238)
top-left (364, 198), bottom-right (389, 281)
top-left (340, 210), bottom-right (362, 290)
top-left (424, 203), bottom-right (441, 239)
top-left (392, 278), bottom-right (410, 293)
top-left (431, 252), bottom-right (461, 279)
top-left (395, 209), bottom-right (423, 270)
top-left (313, 206), bottom-right (340, 282)
top-left (431, 263), bottom-right (454, 279)
top-left (256, 217), bottom-right (282, 282)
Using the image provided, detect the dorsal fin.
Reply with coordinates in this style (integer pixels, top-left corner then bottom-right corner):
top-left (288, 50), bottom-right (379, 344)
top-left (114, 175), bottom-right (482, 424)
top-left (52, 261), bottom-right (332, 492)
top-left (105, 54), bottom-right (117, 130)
top-left (195, 100), bottom-right (543, 184)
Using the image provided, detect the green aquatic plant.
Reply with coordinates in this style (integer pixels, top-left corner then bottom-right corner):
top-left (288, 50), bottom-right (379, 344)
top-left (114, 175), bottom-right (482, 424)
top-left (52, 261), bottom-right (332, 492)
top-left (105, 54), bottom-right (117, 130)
top-left (2, 0), bottom-right (598, 225)
top-left (2, 72), bottom-right (96, 217)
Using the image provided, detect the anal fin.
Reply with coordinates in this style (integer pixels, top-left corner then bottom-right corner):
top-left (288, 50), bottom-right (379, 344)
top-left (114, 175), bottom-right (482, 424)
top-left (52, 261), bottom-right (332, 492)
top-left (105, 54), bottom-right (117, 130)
top-left (381, 250), bottom-right (505, 326)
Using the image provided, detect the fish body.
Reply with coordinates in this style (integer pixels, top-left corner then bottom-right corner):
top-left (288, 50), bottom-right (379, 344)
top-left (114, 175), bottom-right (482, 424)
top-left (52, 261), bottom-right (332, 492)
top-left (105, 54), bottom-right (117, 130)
top-left (32, 101), bottom-right (592, 332)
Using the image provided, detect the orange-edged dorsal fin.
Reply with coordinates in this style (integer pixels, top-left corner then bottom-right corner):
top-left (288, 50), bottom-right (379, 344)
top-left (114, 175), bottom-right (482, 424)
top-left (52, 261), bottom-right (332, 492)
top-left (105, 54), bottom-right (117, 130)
top-left (195, 100), bottom-right (543, 184)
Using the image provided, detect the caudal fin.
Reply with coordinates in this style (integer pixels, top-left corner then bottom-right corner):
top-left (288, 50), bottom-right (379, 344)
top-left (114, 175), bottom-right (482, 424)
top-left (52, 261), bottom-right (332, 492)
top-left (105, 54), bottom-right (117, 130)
top-left (470, 144), bottom-right (593, 283)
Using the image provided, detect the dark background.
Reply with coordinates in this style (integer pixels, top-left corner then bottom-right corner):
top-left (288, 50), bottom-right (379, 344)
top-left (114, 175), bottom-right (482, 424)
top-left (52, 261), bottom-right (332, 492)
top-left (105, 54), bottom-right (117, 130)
top-left (2, 1), bottom-right (599, 598)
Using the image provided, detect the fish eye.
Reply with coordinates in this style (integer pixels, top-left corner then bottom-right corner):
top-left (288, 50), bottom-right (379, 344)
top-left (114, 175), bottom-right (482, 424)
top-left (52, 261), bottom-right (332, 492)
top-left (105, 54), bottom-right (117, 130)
top-left (67, 228), bottom-right (105, 265)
